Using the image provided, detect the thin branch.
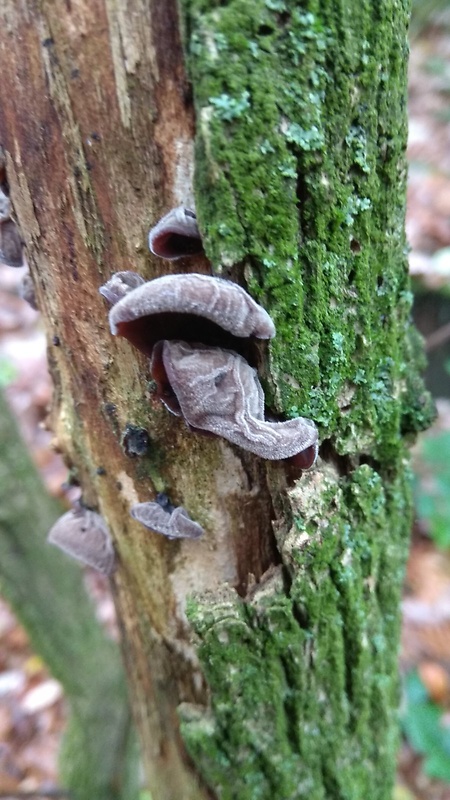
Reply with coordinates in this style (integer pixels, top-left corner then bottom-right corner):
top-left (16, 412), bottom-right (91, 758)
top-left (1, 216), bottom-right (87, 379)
top-left (425, 320), bottom-right (450, 352)
top-left (0, 792), bottom-right (72, 799)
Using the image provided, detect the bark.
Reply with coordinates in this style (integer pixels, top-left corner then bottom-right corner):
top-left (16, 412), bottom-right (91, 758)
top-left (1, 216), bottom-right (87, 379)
top-left (0, 389), bottom-right (138, 800)
top-left (0, 2), bottom-right (433, 800)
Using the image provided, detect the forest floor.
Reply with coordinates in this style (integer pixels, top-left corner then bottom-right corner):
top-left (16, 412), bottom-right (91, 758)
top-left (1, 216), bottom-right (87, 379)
top-left (1, 15), bottom-right (450, 800)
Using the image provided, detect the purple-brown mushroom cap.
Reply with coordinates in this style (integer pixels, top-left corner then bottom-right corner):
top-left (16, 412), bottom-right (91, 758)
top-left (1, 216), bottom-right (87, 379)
top-left (161, 340), bottom-right (319, 461)
top-left (0, 218), bottom-right (24, 268)
top-left (48, 506), bottom-right (116, 575)
top-left (148, 207), bottom-right (203, 260)
top-left (109, 273), bottom-right (276, 357)
top-left (131, 501), bottom-right (204, 540)
top-left (99, 271), bottom-right (145, 306)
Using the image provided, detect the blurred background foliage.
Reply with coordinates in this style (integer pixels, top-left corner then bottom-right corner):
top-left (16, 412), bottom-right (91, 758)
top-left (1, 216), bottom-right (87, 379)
top-left (398, 2), bottom-right (450, 796)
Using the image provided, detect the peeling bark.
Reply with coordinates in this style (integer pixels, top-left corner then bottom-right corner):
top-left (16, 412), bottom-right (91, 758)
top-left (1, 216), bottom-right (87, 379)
top-left (0, 1), bottom-right (433, 799)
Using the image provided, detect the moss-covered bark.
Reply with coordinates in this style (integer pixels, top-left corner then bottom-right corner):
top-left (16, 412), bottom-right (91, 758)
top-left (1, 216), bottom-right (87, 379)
top-left (174, 0), bottom-right (433, 797)
top-left (0, 0), bottom-right (433, 798)
top-left (181, 0), bottom-right (428, 448)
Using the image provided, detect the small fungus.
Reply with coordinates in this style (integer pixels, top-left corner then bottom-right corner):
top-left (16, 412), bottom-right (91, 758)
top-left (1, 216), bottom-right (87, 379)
top-left (0, 218), bottom-right (24, 268)
top-left (159, 340), bottom-right (318, 461)
top-left (0, 187), bottom-right (11, 223)
top-left (108, 273), bottom-right (275, 357)
top-left (131, 495), bottom-right (204, 539)
top-left (47, 504), bottom-right (116, 575)
top-left (99, 270), bottom-right (145, 306)
top-left (122, 423), bottom-right (151, 457)
top-left (148, 207), bottom-right (203, 260)
top-left (19, 272), bottom-right (38, 310)
top-left (0, 177), bottom-right (24, 268)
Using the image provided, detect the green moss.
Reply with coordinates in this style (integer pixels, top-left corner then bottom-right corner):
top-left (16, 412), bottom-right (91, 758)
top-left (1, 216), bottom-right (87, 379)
top-left (182, 464), bottom-right (410, 798)
top-left (178, 0), bottom-right (429, 797)
top-left (181, 0), bottom-right (426, 462)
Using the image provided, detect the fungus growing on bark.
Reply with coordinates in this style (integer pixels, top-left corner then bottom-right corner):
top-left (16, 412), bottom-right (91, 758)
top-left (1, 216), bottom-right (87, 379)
top-left (47, 504), bottom-right (116, 575)
top-left (0, 218), bottom-right (24, 267)
top-left (157, 340), bottom-right (318, 461)
top-left (0, 178), bottom-right (24, 268)
top-left (148, 207), bottom-right (203, 260)
top-left (285, 443), bottom-right (318, 471)
top-left (149, 339), bottom-right (181, 416)
top-left (19, 272), bottom-right (38, 310)
top-left (0, 187), bottom-right (11, 222)
top-left (99, 270), bottom-right (145, 306)
top-left (122, 423), bottom-right (151, 457)
top-left (131, 494), bottom-right (204, 539)
top-left (107, 273), bottom-right (275, 358)
top-left (102, 272), bottom-right (318, 464)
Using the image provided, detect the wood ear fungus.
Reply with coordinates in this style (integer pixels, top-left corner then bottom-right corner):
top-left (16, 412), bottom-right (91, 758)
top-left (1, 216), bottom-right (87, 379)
top-left (148, 207), bottom-right (203, 260)
top-left (19, 272), bottom-right (38, 310)
top-left (103, 270), bottom-right (318, 465)
top-left (47, 504), bottom-right (116, 575)
top-left (108, 273), bottom-right (275, 358)
top-left (103, 273), bottom-right (318, 466)
top-left (131, 495), bottom-right (204, 539)
top-left (157, 340), bottom-right (318, 461)
top-left (0, 217), bottom-right (24, 268)
top-left (0, 188), bottom-right (11, 223)
top-left (150, 339), bottom-right (182, 416)
top-left (285, 443), bottom-right (318, 471)
top-left (99, 271), bottom-right (145, 306)
top-left (0, 168), bottom-right (24, 267)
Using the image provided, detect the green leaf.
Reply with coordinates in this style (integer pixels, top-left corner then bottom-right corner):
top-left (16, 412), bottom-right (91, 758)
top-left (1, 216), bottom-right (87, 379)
top-left (0, 357), bottom-right (17, 387)
top-left (413, 430), bottom-right (450, 548)
top-left (402, 671), bottom-right (450, 782)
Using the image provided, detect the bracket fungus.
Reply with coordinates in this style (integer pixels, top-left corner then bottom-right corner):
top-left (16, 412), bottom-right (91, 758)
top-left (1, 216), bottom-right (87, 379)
top-left (131, 494), bottom-right (204, 540)
top-left (148, 206), bottom-right (203, 260)
top-left (102, 271), bottom-right (318, 465)
top-left (47, 505), bottom-right (116, 576)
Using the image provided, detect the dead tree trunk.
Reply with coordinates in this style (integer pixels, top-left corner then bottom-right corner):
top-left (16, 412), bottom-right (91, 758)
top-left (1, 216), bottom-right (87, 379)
top-left (0, 1), bottom-right (432, 799)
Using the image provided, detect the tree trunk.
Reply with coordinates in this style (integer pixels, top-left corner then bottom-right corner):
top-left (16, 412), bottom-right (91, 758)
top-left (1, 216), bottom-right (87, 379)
top-left (0, 1), bottom-right (432, 799)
